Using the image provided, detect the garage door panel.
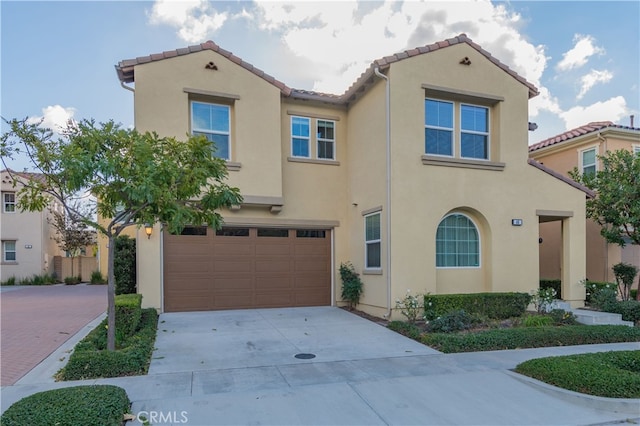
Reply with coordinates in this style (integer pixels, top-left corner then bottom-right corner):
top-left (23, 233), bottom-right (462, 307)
top-left (212, 277), bottom-right (253, 290)
top-left (212, 259), bottom-right (254, 272)
top-left (164, 228), bottom-right (331, 312)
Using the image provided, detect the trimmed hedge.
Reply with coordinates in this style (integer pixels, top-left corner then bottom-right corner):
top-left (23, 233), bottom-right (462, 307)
top-left (424, 292), bottom-right (531, 320)
top-left (115, 293), bottom-right (143, 343)
top-left (58, 308), bottom-right (157, 380)
top-left (604, 300), bottom-right (640, 324)
top-left (421, 325), bottom-right (640, 353)
top-left (540, 279), bottom-right (562, 299)
top-left (114, 235), bottom-right (136, 295)
top-left (388, 321), bottom-right (422, 340)
top-left (515, 350), bottom-right (640, 398)
top-left (0, 385), bottom-right (130, 426)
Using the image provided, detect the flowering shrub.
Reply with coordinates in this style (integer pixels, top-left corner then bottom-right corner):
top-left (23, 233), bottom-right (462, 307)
top-left (531, 287), bottom-right (556, 313)
top-left (582, 280), bottom-right (616, 308)
top-left (395, 290), bottom-right (424, 324)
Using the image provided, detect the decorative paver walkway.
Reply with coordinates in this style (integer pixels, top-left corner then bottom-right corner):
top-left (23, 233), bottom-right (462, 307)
top-left (0, 284), bottom-right (106, 386)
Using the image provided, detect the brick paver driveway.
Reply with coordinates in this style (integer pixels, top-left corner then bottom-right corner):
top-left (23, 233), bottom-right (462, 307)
top-left (0, 284), bottom-right (106, 385)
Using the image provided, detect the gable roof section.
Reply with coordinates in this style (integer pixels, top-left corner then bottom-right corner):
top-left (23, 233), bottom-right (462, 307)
top-left (116, 34), bottom-right (538, 104)
top-left (527, 159), bottom-right (595, 198)
top-left (529, 121), bottom-right (640, 153)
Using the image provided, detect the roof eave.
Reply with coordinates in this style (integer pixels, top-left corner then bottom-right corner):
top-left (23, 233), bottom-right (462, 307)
top-left (527, 159), bottom-right (595, 198)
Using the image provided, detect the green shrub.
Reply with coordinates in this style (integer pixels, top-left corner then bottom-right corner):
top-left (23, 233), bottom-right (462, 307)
top-left (0, 385), bottom-right (130, 426)
top-left (540, 279), bottom-right (562, 299)
top-left (428, 309), bottom-right (478, 333)
top-left (64, 276), bottom-right (82, 285)
top-left (115, 294), bottom-right (143, 344)
top-left (522, 314), bottom-right (553, 327)
top-left (421, 325), bottom-right (640, 353)
top-left (115, 235), bottom-right (137, 295)
top-left (90, 270), bottom-right (106, 284)
top-left (604, 300), bottom-right (640, 324)
top-left (424, 292), bottom-right (531, 321)
top-left (632, 289), bottom-right (638, 300)
top-left (388, 321), bottom-right (423, 340)
top-left (339, 262), bottom-right (363, 310)
top-left (58, 308), bottom-right (157, 380)
top-left (395, 290), bottom-right (424, 323)
top-left (583, 280), bottom-right (616, 305)
top-left (515, 350), bottom-right (640, 398)
top-left (2, 276), bottom-right (16, 286)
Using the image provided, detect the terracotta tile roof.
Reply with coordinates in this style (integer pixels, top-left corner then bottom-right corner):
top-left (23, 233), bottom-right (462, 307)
top-left (1, 168), bottom-right (46, 184)
top-left (527, 159), bottom-right (595, 198)
top-left (529, 121), bottom-right (640, 152)
top-left (116, 34), bottom-right (538, 103)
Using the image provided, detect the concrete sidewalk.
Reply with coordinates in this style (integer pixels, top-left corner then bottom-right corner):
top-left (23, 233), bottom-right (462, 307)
top-left (1, 307), bottom-right (639, 425)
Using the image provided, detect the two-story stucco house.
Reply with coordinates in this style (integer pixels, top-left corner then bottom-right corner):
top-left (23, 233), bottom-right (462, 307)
top-left (115, 34), bottom-right (591, 317)
top-left (0, 169), bottom-right (64, 282)
top-left (529, 121), bottom-right (640, 283)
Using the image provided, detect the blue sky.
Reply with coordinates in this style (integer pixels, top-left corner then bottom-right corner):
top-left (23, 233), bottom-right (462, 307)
top-left (2, 1), bottom-right (639, 171)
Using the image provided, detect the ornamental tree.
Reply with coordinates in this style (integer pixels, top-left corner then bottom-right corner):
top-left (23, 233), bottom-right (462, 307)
top-left (49, 203), bottom-right (95, 279)
top-left (1, 118), bottom-right (242, 350)
top-left (570, 149), bottom-right (640, 300)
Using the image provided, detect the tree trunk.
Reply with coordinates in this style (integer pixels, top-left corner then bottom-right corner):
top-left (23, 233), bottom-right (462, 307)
top-left (107, 234), bottom-right (116, 351)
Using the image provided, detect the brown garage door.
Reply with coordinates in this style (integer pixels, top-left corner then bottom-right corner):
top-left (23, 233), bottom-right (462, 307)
top-left (163, 226), bottom-right (331, 312)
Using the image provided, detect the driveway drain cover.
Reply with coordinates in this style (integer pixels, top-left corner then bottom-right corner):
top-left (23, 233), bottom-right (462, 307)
top-left (294, 353), bottom-right (316, 359)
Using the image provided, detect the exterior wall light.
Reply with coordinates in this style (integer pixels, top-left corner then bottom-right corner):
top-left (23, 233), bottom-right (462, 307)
top-left (144, 224), bottom-right (153, 239)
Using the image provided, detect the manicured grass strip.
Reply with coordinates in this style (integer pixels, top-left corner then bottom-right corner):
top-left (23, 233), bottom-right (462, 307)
top-left (57, 308), bottom-right (158, 381)
top-left (0, 385), bottom-right (130, 426)
top-left (419, 325), bottom-right (640, 353)
top-left (515, 350), bottom-right (640, 398)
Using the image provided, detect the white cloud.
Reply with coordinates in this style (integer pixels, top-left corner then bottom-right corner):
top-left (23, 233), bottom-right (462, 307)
top-left (556, 34), bottom-right (604, 71)
top-left (250, 1), bottom-right (548, 93)
top-left (148, 0), bottom-right (228, 43)
top-left (559, 96), bottom-right (628, 129)
top-left (27, 105), bottom-right (77, 132)
top-left (577, 69), bottom-right (613, 99)
top-left (529, 86), bottom-right (562, 118)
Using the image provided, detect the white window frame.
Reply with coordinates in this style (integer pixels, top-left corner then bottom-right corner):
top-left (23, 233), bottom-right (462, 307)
top-left (3, 192), bottom-right (16, 213)
top-left (191, 101), bottom-right (231, 160)
top-left (424, 98), bottom-right (455, 157)
top-left (291, 116), bottom-right (311, 158)
top-left (316, 119), bottom-right (336, 160)
top-left (3, 240), bottom-right (17, 262)
top-left (633, 145), bottom-right (640, 155)
top-left (459, 103), bottom-right (490, 160)
top-left (364, 212), bottom-right (381, 269)
top-left (435, 213), bottom-right (481, 269)
top-left (580, 146), bottom-right (598, 175)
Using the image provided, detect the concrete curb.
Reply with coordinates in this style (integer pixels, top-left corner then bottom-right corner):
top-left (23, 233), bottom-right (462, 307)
top-left (505, 370), bottom-right (640, 416)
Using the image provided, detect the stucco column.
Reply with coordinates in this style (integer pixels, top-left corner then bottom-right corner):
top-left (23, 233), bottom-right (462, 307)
top-left (561, 216), bottom-right (586, 307)
top-left (137, 224), bottom-right (163, 310)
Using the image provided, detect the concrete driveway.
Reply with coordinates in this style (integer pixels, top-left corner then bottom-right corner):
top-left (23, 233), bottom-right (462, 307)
top-left (149, 306), bottom-right (439, 374)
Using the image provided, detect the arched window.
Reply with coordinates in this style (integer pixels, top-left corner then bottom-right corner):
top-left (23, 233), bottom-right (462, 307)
top-left (436, 214), bottom-right (480, 267)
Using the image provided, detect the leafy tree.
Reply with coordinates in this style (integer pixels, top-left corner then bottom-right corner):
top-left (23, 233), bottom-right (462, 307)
top-left (1, 118), bottom-right (242, 350)
top-left (49, 202), bottom-right (95, 279)
top-left (570, 149), bottom-right (640, 300)
top-left (570, 149), bottom-right (640, 246)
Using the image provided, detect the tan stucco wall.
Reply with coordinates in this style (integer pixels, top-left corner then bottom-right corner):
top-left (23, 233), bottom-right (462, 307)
top-left (1, 174), bottom-right (63, 282)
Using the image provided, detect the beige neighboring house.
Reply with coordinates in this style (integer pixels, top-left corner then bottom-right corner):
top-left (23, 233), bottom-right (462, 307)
top-left (529, 121), bottom-right (640, 283)
top-left (0, 169), bottom-right (64, 282)
top-left (114, 34), bottom-right (592, 317)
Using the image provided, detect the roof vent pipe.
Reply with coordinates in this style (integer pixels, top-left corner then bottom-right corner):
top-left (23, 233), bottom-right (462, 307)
top-left (631, 115), bottom-right (635, 128)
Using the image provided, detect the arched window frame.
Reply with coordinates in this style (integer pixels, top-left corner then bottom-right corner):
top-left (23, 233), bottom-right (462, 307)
top-left (435, 213), bottom-right (481, 268)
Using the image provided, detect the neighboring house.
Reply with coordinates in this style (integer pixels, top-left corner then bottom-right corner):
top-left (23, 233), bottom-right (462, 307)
top-left (529, 121), bottom-right (640, 283)
top-left (0, 169), bottom-right (64, 282)
top-left (114, 34), bottom-right (591, 317)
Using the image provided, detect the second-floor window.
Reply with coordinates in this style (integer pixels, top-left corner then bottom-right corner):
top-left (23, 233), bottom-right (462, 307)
top-left (3, 192), bottom-right (16, 213)
top-left (581, 147), bottom-right (596, 176)
top-left (425, 99), bottom-right (490, 160)
top-left (365, 212), bottom-right (381, 269)
top-left (291, 116), bottom-right (337, 161)
top-left (191, 101), bottom-right (230, 160)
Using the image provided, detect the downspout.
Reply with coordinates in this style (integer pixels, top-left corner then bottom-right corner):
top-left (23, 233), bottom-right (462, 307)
top-left (374, 66), bottom-right (392, 319)
top-left (120, 81), bottom-right (135, 93)
top-left (597, 132), bottom-right (608, 280)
